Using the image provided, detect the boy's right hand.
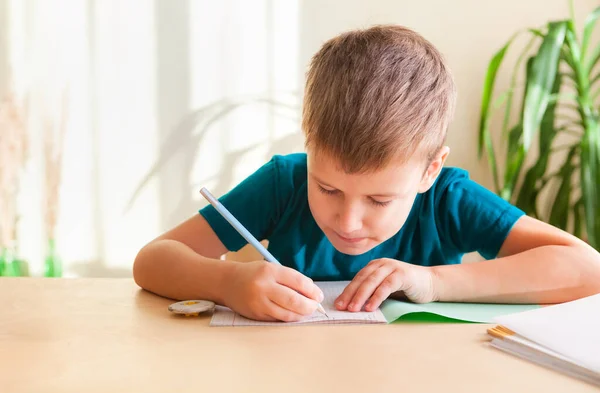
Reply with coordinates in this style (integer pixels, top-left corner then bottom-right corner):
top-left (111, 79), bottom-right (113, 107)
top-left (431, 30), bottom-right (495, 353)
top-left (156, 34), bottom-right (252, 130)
top-left (222, 261), bottom-right (324, 322)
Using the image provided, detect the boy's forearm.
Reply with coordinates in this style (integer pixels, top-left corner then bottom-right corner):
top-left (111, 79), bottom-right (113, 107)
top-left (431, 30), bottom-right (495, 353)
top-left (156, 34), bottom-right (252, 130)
top-left (431, 245), bottom-right (600, 304)
top-left (133, 239), bottom-right (234, 303)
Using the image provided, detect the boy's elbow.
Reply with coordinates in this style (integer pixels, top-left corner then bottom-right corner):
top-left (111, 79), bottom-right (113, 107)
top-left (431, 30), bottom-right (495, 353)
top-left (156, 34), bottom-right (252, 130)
top-left (589, 262), bottom-right (600, 294)
top-left (133, 242), bottom-right (156, 290)
top-left (585, 274), bottom-right (600, 297)
top-left (579, 245), bottom-right (600, 295)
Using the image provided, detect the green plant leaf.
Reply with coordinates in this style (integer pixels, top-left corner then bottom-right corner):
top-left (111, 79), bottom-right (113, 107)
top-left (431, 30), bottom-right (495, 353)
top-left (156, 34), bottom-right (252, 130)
top-left (503, 35), bottom-right (539, 140)
top-left (561, 46), bottom-right (577, 71)
top-left (501, 58), bottom-right (535, 202)
top-left (479, 38), bottom-right (513, 155)
top-left (479, 34), bottom-right (521, 192)
top-left (522, 22), bottom-right (567, 150)
top-left (565, 28), bottom-right (588, 98)
top-left (548, 146), bottom-right (578, 230)
top-left (560, 71), bottom-right (577, 82)
top-left (514, 166), bottom-right (540, 217)
top-left (482, 130), bottom-right (500, 194)
top-left (580, 121), bottom-right (600, 248)
top-left (549, 92), bottom-right (579, 103)
top-left (592, 87), bottom-right (600, 102)
top-left (573, 198), bottom-right (583, 239)
top-left (501, 124), bottom-right (526, 201)
top-left (587, 42), bottom-right (600, 76)
top-left (538, 72), bottom-right (563, 166)
top-left (592, 72), bottom-right (600, 88)
top-left (528, 28), bottom-right (545, 37)
top-left (514, 72), bottom-right (563, 215)
top-left (582, 7), bottom-right (600, 68)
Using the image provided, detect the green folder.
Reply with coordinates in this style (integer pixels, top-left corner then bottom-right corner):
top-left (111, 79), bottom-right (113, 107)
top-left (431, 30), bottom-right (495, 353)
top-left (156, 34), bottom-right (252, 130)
top-left (380, 299), bottom-right (540, 323)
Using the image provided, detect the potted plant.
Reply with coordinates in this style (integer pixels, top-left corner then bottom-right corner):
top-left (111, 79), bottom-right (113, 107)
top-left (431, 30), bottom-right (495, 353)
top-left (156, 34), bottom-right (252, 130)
top-left (479, 3), bottom-right (600, 249)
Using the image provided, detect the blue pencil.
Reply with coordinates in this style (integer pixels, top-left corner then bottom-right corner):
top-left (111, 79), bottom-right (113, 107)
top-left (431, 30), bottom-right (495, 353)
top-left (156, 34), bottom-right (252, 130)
top-left (199, 187), bottom-right (327, 316)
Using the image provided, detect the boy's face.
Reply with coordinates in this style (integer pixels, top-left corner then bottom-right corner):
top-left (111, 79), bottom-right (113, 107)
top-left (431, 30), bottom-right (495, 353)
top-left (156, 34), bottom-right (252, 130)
top-left (307, 147), bottom-right (448, 256)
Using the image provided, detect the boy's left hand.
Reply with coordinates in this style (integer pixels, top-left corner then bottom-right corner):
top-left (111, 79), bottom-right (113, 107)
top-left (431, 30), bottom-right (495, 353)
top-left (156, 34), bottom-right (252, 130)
top-left (335, 258), bottom-right (437, 312)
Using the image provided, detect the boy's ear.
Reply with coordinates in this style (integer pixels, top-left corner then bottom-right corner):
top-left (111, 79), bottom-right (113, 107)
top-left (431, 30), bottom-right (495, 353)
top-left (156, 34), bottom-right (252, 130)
top-left (417, 146), bottom-right (450, 193)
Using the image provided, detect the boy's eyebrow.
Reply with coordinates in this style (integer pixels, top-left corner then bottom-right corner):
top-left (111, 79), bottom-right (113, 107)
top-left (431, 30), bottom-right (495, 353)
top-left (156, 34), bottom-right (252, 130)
top-left (310, 174), bottom-right (338, 189)
top-left (367, 192), bottom-right (400, 198)
top-left (310, 173), bottom-right (400, 198)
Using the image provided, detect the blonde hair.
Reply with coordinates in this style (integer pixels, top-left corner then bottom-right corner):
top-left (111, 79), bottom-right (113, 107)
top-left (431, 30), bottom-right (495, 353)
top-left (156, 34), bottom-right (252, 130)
top-left (302, 25), bottom-right (456, 173)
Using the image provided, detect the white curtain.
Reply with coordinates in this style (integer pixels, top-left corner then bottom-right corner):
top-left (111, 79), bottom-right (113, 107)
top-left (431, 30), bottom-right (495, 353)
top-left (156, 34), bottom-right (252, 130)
top-left (1, 0), bottom-right (302, 277)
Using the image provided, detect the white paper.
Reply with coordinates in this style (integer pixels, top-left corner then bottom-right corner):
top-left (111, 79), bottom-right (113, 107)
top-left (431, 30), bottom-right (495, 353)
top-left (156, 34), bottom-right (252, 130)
top-left (210, 281), bottom-right (387, 326)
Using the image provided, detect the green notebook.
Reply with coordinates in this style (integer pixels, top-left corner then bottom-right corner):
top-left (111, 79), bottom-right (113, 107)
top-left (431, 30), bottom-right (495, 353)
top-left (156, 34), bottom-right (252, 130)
top-left (381, 299), bottom-right (539, 323)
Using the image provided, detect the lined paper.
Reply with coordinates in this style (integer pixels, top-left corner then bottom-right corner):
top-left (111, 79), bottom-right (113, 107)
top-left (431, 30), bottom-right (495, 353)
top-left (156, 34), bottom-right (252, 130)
top-left (210, 281), bottom-right (387, 326)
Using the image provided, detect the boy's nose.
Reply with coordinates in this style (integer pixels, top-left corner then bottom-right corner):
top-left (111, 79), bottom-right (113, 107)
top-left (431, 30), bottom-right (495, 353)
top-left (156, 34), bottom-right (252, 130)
top-left (336, 205), bottom-right (363, 234)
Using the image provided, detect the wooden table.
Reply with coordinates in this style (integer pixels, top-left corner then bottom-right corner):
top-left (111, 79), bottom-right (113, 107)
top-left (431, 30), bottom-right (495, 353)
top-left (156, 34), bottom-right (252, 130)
top-left (0, 278), bottom-right (596, 392)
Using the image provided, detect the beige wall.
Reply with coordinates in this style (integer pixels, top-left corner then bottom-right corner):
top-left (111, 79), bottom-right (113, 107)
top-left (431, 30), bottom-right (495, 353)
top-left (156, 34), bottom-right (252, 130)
top-left (298, 0), bottom-right (598, 189)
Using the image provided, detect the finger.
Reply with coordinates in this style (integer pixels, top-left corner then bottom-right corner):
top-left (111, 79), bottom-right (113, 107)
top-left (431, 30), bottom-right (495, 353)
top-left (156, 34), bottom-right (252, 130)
top-left (364, 272), bottom-right (402, 311)
top-left (254, 313), bottom-right (277, 322)
top-left (347, 264), bottom-right (395, 312)
top-left (276, 266), bottom-right (324, 302)
top-left (335, 260), bottom-right (382, 310)
top-left (269, 283), bottom-right (319, 316)
top-left (265, 299), bottom-right (308, 322)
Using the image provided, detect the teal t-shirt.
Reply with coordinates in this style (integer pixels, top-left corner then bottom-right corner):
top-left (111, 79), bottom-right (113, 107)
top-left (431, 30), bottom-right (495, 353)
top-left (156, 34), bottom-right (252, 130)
top-left (199, 153), bottom-right (524, 281)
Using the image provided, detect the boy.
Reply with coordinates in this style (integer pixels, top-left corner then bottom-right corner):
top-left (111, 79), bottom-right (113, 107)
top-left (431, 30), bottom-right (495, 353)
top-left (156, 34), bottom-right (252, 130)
top-left (133, 25), bottom-right (600, 322)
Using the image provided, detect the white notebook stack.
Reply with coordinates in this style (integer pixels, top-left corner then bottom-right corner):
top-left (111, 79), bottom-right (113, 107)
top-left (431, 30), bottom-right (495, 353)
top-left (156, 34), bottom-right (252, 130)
top-left (488, 293), bottom-right (600, 386)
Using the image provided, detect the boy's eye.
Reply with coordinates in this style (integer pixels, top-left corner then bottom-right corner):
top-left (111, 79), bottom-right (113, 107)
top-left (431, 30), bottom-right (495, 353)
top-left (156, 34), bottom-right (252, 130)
top-left (317, 184), bottom-right (338, 195)
top-left (370, 198), bottom-right (392, 207)
top-left (317, 184), bottom-right (392, 207)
